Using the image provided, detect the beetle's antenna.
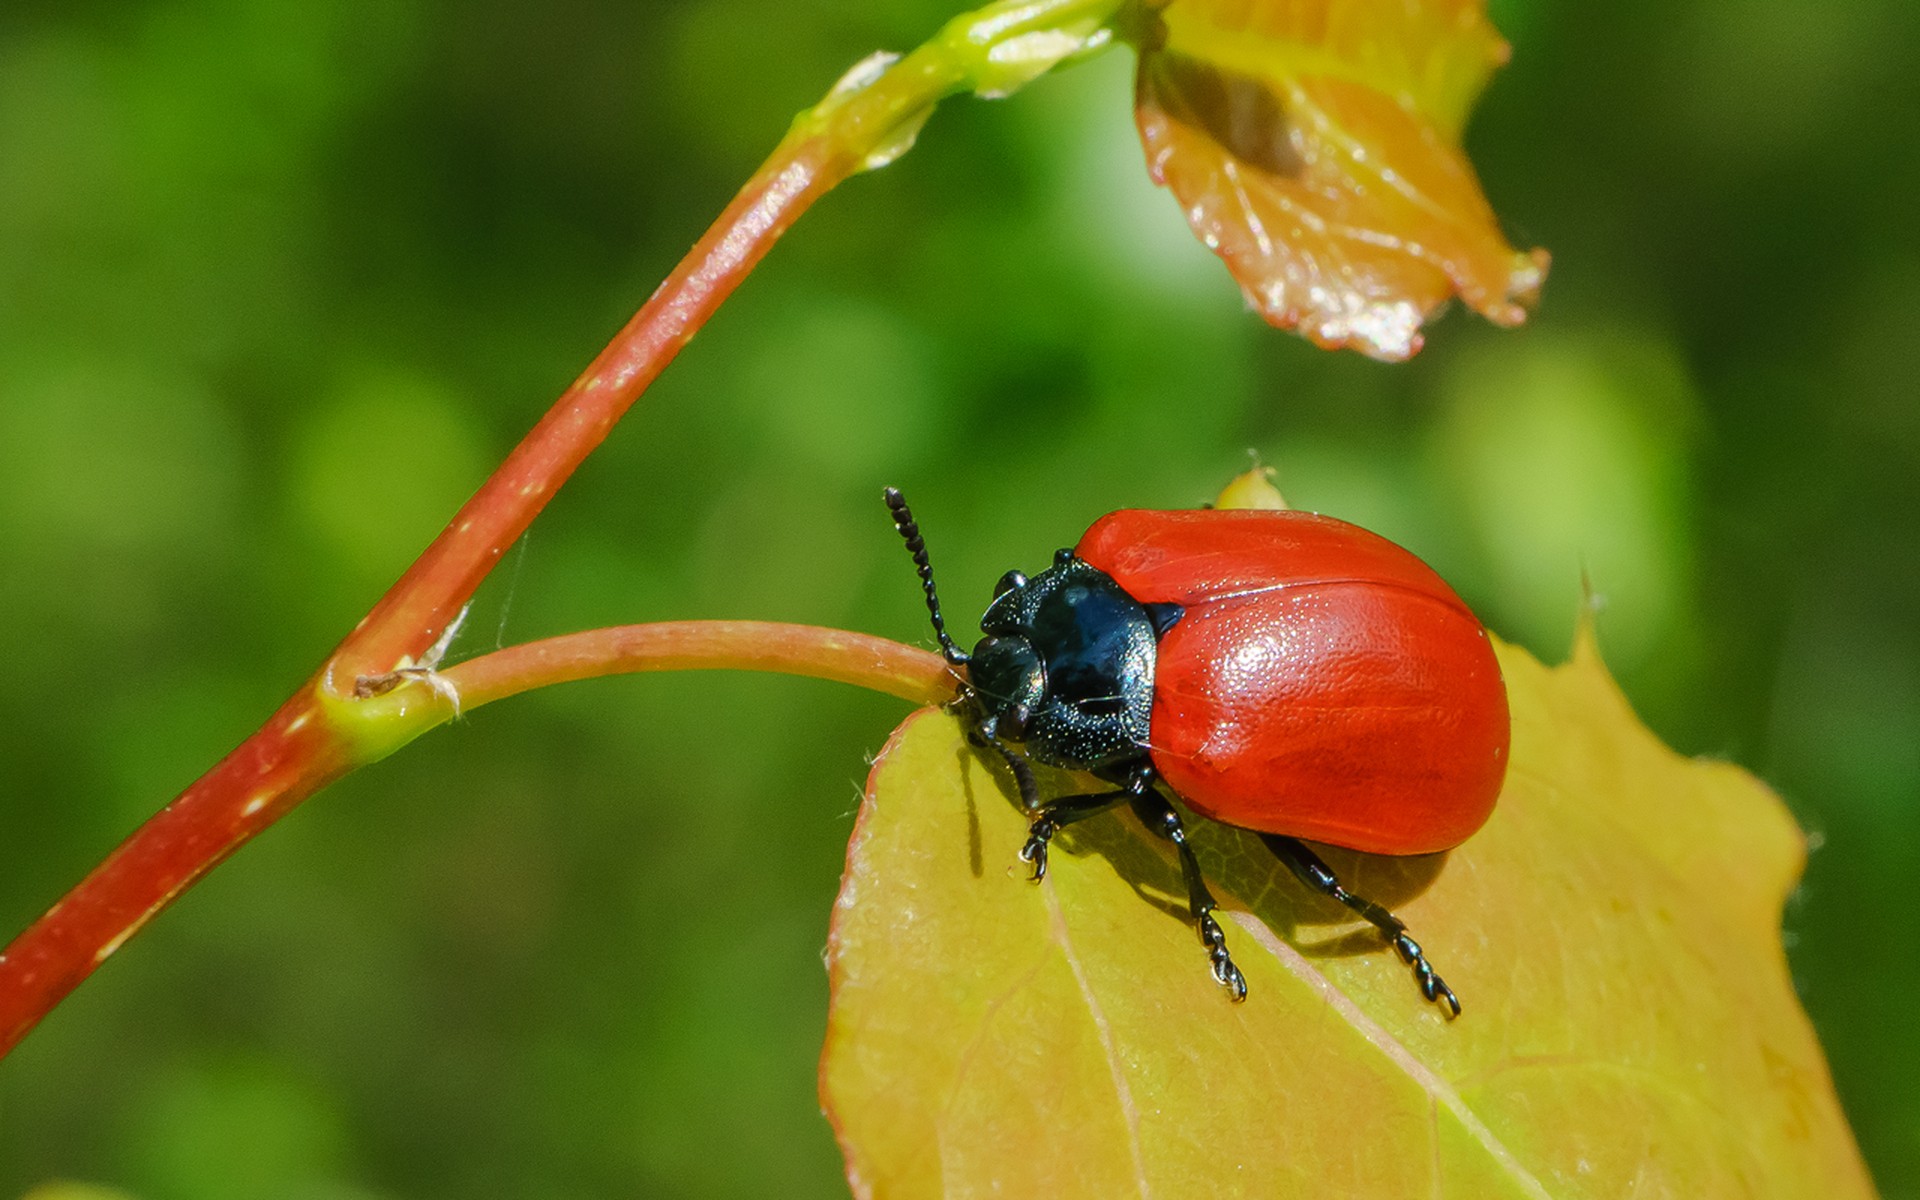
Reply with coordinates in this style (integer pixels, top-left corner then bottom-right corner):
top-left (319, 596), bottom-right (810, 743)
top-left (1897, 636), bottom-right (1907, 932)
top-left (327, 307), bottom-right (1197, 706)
top-left (884, 487), bottom-right (969, 666)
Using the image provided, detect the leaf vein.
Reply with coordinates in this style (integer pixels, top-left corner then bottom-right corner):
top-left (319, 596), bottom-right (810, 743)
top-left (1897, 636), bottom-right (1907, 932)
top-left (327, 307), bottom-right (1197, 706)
top-left (1227, 909), bottom-right (1558, 1200)
top-left (1044, 875), bottom-right (1153, 1199)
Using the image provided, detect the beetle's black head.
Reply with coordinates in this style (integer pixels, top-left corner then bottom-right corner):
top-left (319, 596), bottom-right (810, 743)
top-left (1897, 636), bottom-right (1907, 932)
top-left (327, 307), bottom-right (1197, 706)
top-left (885, 488), bottom-right (1179, 775)
top-left (966, 551), bottom-right (1178, 773)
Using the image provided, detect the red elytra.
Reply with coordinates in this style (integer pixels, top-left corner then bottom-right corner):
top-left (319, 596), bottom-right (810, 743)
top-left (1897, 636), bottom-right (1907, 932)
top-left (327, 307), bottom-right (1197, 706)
top-left (1076, 508), bottom-right (1509, 856)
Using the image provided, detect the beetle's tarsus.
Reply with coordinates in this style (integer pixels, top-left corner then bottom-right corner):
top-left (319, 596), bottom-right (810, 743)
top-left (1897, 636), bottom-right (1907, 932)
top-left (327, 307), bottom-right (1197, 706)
top-left (1393, 932), bottom-right (1461, 1017)
top-left (1019, 824), bottom-right (1052, 881)
top-left (1200, 911), bottom-right (1248, 1001)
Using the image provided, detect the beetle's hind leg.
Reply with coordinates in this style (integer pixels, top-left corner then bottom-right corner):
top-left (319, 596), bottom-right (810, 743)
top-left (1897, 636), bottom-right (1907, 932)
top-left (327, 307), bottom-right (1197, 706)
top-left (1262, 834), bottom-right (1461, 1017)
top-left (1131, 790), bottom-right (1248, 1002)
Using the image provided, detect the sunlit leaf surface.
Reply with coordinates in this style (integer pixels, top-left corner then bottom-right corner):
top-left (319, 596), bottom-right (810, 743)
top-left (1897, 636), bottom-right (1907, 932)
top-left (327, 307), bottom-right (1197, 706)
top-left (1133, 0), bottom-right (1550, 360)
top-left (820, 634), bottom-right (1871, 1197)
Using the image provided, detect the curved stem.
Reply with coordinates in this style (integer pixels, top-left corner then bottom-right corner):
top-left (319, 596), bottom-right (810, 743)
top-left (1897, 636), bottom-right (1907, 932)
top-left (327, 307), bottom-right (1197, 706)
top-left (0, 625), bottom-right (951, 1058)
top-left (443, 621), bottom-right (957, 712)
top-left (340, 623), bottom-right (958, 757)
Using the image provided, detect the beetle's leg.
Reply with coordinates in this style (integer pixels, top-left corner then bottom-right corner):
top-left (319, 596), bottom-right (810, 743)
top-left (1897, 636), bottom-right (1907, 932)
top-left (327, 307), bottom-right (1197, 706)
top-left (1261, 834), bottom-right (1461, 1017)
top-left (965, 733), bottom-right (1125, 879)
top-left (969, 732), bottom-right (1040, 814)
top-left (1020, 790), bottom-right (1131, 881)
top-left (1131, 791), bottom-right (1248, 1002)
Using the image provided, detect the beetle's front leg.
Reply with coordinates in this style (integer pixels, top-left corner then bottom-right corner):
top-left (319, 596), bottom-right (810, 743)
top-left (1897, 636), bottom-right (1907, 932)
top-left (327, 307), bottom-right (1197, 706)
top-left (1018, 790), bottom-right (1132, 881)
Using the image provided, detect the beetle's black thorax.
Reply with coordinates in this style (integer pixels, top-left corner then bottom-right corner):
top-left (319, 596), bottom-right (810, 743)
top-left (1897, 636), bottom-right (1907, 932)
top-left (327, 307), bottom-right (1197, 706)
top-left (965, 553), bottom-right (1180, 774)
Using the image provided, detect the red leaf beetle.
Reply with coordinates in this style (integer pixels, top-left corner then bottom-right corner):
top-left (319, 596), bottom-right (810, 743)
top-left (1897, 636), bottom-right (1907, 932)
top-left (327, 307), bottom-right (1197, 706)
top-left (885, 489), bottom-right (1509, 1015)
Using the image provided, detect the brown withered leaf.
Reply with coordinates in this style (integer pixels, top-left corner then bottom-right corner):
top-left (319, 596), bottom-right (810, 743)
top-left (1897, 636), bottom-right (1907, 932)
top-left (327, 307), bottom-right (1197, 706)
top-left (1133, 0), bottom-right (1550, 360)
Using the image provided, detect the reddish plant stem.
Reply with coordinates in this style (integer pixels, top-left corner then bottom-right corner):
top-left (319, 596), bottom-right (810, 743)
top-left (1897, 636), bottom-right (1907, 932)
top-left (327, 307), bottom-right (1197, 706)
top-left (329, 132), bottom-right (855, 685)
top-left (0, 688), bottom-right (352, 1056)
top-left (438, 622), bottom-right (957, 711)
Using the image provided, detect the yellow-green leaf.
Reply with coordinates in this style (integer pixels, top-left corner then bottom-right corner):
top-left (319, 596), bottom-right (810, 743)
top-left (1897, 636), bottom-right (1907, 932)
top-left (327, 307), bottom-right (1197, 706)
top-left (1133, 0), bottom-right (1549, 360)
top-left (820, 632), bottom-right (1872, 1197)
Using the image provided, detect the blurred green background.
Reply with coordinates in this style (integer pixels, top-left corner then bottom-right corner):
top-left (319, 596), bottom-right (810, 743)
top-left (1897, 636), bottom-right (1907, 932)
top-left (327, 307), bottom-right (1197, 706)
top-left (1, 0), bottom-right (1914, 1195)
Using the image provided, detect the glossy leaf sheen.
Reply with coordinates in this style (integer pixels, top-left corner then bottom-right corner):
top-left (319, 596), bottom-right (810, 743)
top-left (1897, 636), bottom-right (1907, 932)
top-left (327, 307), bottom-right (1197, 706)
top-left (1134, 0), bottom-right (1550, 360)
top-left (820, 634), bottom-right (1872, 1198)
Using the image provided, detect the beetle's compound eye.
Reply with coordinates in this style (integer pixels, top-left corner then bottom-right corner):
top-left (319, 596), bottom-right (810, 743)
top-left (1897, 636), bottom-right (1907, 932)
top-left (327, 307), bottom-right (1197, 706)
top-left (968, 635), bottom-right (1046, 724)
top-left (994, 569), bottom-right (1028, 598)
top-left (1053, 548), bottom-right (1075, 568)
